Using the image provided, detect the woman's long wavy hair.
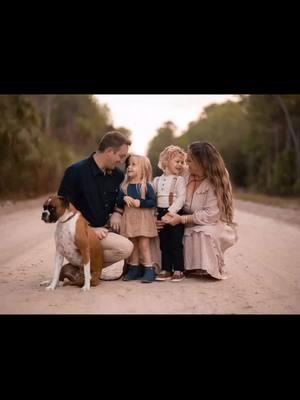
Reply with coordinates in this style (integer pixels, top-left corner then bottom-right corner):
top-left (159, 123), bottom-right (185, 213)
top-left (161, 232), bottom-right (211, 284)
top-left (121, 154), bottom-right (153, 199)
top-left (189, 142), bottom-right (234, 223)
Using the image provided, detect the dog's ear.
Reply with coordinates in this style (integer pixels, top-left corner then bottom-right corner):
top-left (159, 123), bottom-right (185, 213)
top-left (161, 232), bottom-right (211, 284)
top-left (57, 195), bottom-right (70, 209)
top-left (43, 195), bottom-right (54, 207)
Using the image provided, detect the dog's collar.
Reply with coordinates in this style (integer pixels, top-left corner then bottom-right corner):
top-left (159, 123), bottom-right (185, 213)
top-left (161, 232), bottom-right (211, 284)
top-left (59, 212), bottom-right (77, 224)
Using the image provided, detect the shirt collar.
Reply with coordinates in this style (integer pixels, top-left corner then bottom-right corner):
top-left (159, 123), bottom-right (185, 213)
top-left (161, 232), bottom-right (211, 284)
top-left (89, 153), bottom-right (113, 177)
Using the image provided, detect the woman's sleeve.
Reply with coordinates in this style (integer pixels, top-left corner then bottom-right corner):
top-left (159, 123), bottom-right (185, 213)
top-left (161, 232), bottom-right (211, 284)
top-left (192, 187), bottom-right (220, 225)
top-left (140, 183), bottom-right (156, 208)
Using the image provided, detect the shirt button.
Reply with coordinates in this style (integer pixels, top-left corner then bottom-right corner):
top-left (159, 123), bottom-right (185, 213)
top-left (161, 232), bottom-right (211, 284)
top-left (104, 192), bottom-right (106, 195)
top-left (105, 204), bottom-right (108, 208)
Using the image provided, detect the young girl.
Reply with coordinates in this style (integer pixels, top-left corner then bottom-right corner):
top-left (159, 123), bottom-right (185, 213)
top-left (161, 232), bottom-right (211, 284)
top-left (163, 141), bottom-right (238, 280)
top-left (153, 145), bottom-right (187, 282)
top-left (117, 154), bottom-right (158, 283)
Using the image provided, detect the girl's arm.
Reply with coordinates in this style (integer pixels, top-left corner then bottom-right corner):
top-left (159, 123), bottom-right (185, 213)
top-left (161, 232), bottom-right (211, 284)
top-left (139, 183), bottom-right (156, 208)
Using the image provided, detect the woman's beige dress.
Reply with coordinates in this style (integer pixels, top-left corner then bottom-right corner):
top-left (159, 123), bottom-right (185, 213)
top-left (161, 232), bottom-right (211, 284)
top-left (183, 175), bottom-right (237, 280)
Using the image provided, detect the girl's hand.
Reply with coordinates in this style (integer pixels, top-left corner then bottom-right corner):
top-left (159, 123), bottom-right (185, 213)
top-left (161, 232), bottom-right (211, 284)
top-left (132, 199), bottom-right (140, 208)
top-left (124, 196), bottom-right (135, 207)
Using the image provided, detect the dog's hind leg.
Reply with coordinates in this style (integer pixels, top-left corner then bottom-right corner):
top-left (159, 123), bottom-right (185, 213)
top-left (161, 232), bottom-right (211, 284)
top-left (59, 263), bottom-right (84, 287)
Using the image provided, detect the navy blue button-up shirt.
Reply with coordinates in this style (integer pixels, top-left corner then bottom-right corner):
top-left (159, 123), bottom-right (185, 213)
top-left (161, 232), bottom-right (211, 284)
top-left (58, 153), bottom-right (124, 227)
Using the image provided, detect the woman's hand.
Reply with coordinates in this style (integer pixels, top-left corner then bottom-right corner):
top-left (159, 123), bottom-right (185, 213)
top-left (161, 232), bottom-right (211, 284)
top-left (161, 212), bottom-right (174, 224)
top-left (164, 213), bottom-right (182, 226)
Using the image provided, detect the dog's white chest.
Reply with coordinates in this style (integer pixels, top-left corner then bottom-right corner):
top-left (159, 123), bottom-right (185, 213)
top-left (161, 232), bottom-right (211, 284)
top-left (55, 213), bottom-right (83, 267)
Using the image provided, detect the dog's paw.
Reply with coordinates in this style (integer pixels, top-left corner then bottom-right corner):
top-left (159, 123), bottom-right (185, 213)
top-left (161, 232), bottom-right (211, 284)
top-left (81, 284), bottom-right (90, 292)
top-left (40, 280), bottom-right (51, 287)
top-left (46, 284), bottom-right (56, 291)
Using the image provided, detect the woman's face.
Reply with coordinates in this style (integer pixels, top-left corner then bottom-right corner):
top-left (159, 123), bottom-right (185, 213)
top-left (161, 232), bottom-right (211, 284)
top-left (186, 151), bottom-right (205, 176)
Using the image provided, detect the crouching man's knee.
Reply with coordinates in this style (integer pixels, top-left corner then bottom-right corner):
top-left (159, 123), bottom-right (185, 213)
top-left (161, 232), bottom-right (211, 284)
top-left (121, 237), bottom-right (134, 259)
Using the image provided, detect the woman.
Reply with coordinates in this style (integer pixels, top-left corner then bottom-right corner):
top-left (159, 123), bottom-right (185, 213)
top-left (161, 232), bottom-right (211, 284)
top-left (163, 141), bottom-right (237, 280)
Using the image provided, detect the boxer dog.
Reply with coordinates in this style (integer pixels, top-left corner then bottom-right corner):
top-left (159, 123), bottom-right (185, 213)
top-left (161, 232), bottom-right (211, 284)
top-left (41, 195), bottom-right (103, 291)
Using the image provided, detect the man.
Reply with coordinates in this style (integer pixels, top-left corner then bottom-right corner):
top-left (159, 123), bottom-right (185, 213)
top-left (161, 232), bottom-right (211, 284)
top-left (58, 130), bottom-right (133, 268)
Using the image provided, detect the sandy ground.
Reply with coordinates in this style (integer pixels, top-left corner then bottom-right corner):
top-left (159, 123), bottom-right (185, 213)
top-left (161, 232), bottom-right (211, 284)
top-left (0, 196), bottom-right (299, 314)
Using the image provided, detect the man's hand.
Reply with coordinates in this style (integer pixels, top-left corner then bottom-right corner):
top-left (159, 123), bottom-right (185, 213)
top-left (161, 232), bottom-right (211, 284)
top-left (92, 227), bottom-right (109, 240)
top-left (110, 212), bottom-right (122, 233)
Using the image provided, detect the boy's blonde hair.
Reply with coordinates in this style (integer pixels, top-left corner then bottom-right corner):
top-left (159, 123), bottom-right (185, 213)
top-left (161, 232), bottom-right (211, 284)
top-left (121, 154), bottom-right (153, 199)
top-left (158, 145), bottom-right (186, 172)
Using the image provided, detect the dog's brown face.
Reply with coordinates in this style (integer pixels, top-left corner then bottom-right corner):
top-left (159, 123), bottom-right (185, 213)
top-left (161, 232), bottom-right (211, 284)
top-left (41, 195), bottom-right (70, 223)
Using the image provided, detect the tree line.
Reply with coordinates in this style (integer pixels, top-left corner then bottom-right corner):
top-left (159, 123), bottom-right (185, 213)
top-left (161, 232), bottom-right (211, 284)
top-left (0, 95), bottom-right (130, 199)
top-left (147, 95), bottom-right (300, 196)
top-left (2, 94), bottom-right (299, 200)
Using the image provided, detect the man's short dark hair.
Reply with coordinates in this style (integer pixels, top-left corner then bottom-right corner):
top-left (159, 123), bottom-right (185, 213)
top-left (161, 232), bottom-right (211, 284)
top-left (98, 131), bottom-right (131, 152)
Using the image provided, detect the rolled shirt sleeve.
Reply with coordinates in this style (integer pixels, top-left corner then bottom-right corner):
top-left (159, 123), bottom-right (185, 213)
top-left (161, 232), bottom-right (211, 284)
top-left (168, 176), bottom-right (186, 214)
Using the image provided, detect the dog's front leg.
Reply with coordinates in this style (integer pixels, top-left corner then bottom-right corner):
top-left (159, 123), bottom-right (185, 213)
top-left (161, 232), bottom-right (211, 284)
top-left (81, 262), bottom-right (91, 292)
top-left (46, 252), bottom-right (64, 291)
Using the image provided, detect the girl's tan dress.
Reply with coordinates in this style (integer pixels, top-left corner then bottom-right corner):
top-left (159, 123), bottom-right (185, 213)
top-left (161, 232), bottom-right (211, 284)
top-left (119, 183), bottom-right (158, 239)
top-left (120, 206), bottom-right (157, 238)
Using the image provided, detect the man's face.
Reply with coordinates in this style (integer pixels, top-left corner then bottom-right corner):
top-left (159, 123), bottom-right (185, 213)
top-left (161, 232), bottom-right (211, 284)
top-left (107, 144), bottom-right (129, 169)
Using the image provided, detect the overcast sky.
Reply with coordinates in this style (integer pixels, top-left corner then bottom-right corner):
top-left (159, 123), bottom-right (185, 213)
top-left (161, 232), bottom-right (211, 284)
top-left (96, 95), bottom-right (237, 154)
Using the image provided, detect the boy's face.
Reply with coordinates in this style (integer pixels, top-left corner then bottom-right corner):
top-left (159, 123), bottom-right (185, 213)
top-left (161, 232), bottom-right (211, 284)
top-left (166, 154), bottom-right (185, 176)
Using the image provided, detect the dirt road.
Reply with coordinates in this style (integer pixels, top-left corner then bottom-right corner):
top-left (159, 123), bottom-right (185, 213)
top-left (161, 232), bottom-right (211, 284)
top-left (0, 197), bottom-right (299, 314)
